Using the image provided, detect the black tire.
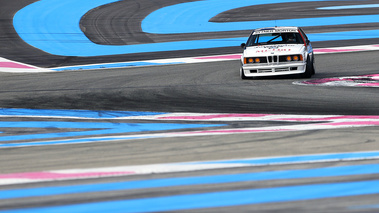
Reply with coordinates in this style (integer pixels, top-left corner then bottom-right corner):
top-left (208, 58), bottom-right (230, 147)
top-left (240, 67), bottom-right (248, 79)
top-left (311, 55), bottom-right (316, 75)
top-left (301, 55), bottom-right (314, 78)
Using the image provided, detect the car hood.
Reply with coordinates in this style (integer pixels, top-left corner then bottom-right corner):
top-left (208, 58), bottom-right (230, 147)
top-left (243, 44), bottom-right (305, 57)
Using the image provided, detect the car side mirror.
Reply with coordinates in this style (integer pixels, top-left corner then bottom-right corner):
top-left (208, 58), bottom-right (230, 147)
top-left (240, 43), bottom-right (246, 48)
top-left (306, 40), bottom-right (310, 45)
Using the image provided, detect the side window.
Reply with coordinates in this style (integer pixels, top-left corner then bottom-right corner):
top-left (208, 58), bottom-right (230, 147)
top-left (298, 28), bottom-right (309, 41)
top-left (283, 33), bottom-right (302, 44)
top-left (246, 34), bottom-right (258, 46)
top-left (294, 33), bottom-right (304, 44)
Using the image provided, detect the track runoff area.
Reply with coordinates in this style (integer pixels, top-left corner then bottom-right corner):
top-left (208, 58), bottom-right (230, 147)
top-left (1, 0), bottom-right (379, 212)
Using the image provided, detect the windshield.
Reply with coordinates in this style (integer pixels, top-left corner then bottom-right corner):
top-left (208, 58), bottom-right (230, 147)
top-left (246, 32), bottom-right (304, 46)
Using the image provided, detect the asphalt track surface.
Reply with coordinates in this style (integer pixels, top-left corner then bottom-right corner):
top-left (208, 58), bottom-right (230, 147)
top-left (1, 0), bottom-right (379, 212)
top-left (0, 52), bottom-right (378, 114)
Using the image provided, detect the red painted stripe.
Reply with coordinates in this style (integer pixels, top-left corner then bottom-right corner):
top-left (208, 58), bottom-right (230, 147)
top-left (173, 128), bottom-right (292, 134)
top-left (0, 62), bottom-right (35, 69)
top-left (194, 54), bottom-right (241, 60)
top-left (277, 116), bottom-right (379, 121)
top-left (314, 48), bottom-right (366, 53)
top-left (159, 114), bottom-right (271, 120)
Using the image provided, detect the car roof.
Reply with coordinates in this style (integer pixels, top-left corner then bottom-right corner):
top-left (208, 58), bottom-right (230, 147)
top-left (252, 27), bottom-right (299, 35)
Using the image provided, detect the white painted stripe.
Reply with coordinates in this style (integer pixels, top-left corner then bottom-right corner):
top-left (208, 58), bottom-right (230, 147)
top-left (318, 4), bottom-right (379, 10)
top-left (52, 44), bottom-right (379, 71)
top-left (0, 57), bottom-right (52, 73)
top-left (2, 44), bottom-right (378, 72)
top-left (1, 113), bottom-right (378, 149)
top-left (314, 44), bottom-right (379, 54)
top-left (1, 151), bottom-right (379, 185)
top-left (294, 74), bottom-right (379, 87)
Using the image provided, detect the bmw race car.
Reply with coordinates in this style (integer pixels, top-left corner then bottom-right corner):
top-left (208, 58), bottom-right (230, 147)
top-left (240, 26), bottom-right (315, 79)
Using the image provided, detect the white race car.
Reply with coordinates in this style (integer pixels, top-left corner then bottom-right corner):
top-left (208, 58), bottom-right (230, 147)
top-left (240, 26), bottom-right (315, 79)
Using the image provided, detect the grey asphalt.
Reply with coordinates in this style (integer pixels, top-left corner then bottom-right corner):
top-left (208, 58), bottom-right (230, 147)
top-left (1, 52), bottom-right (379, 212)
top-left (0, 52), bottom-right (378, 115)
top-left (1, 51), bottom-right (379, 171)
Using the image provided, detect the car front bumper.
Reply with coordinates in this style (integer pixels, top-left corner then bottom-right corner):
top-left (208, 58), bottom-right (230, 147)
top-left (242, 62), bottom-right (306, 77)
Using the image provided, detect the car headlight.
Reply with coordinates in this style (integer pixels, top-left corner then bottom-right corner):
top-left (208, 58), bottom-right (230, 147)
top-left (281, 54), bottom-right (303, 62)
top-left (244, 57), bottom-right (262, 64)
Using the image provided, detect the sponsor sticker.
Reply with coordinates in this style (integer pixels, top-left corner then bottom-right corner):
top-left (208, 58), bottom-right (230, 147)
top-left (256, 49), bottom-right (291, 53)
top-left (254, 28), bottom-right (298, 34)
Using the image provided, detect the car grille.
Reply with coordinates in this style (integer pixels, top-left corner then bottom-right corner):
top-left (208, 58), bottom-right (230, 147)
top-left (249, 67), bottom-right (298, 73)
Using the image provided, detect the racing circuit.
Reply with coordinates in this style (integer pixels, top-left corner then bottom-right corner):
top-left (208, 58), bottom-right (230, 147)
top-left (1, 0), bottom-right (379, 212)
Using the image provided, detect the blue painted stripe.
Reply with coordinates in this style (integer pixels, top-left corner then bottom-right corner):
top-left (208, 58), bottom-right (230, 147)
top-left (11, 29), bottom-right (378, 58)
top-left (0, 121), bottom-right (221, 143)
top-left (0, 108), bottom-right (164, 119)
top-left (13, 0), bottom-right (379, 56)
top-left (0, 136), bottom-right (154, 148)
top-left (1, 164), bottom-right (379, 200)
top-left (0, 108), bottom-right (224, 147)
top-left (319, 4), bottom-right (379, 10)
top-left (50, 29), bottom-right (379, 68)
top-left (309, 30), bottom-right (379, 42)
top-left (142, 0), bottom-right (379, 34)
top-left (3, 180), bottom-right (379, 213)
top-left (351, 204), bottom-right (379, 210)
top-left (0, 121), bottom-right (220, 142)
top-left (52, 62), bottom-right (184, 71)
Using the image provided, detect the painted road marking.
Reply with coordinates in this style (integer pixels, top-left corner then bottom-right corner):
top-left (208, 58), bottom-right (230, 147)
top-left (142, 0), bottom-right (379, 34)
top-left (0, 58), bottom-right (51, 73)
top-left (0, 164), bottom-right (378, 199)
top-left (53, 61), bottom-right (184, 71)
top-left (52, 44), bottom-right (379, 71)
top-left (1, 151), bottom-right (379, 185)
top-left (0, 62), bottom-right (32, 69)
top-left (13, 0), bottom-right (379, 56)
top-left (52, 54), bottom-right (241, 71)
top-left (0, 109), bottom-right (379, 148)
top-left (2, 44), bottom-right (379, 72)
top-left (294, 74), bottom-right (379, 87)
top-left (37, 180), bottom-right (377, 213)
top-left (0, 108), bottom-right (164, 119)
top-left (2, 180), bottom-right (379, 212)
top-left (352, 204), bottom-right (379, 210)
top-left (0, 121), bottom-right (222, 142)
top-left (318, 4), bottom-right (379, 10)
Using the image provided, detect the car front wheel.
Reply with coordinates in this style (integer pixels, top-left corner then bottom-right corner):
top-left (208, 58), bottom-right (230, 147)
top-left (240, 67), bottom-right (248, 79)
top-left (301, 55), bottom-right (315, 78)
